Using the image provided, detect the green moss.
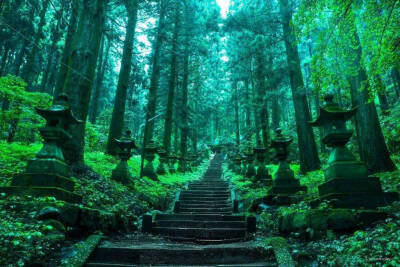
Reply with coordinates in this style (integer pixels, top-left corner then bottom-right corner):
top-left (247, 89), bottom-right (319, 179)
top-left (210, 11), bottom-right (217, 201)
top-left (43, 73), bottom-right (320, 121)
top-left (0, 141), bottom-right (42, 186)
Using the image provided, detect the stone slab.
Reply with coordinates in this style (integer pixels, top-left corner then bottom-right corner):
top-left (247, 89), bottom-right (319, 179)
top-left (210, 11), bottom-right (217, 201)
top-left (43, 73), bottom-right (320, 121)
top-left (0, 186), bottom-right (82, 203)
top-left (12, 173), bottom-right (76, 192)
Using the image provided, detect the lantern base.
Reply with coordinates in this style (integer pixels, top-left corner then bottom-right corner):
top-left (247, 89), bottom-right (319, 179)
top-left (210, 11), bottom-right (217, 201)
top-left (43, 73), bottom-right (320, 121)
top-left (11, 158), bottom-right (76, 192)
top-left (143, 161), bottom-right (158, 180)
top-left (316, 177), bottom-right (398, 209)
top-left (156, 163), bottom-right (167, 175)
top-left (0, 186), bottom-right (82, 203)
top-left (268, 181), bottom-right (307, 195)
top-left (325, 160), bottom-right (368, 181)
top-left (254, 165), bottom-right (272, 186)
top-left (112, 161), bottom-right (133, 185)
top-left (262, 194), bottom-right (304, 206)
top-left (312, 192), bottom-right (398, 209)
top-left (268, 161), bottom-right (307, 195)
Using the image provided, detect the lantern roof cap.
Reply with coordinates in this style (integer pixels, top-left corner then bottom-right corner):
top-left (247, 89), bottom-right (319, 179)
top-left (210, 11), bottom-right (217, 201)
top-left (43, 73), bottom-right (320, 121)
top-left (114, 130), bottom-right (137, 148)
top-left (36, 94), bottom-right (82, 124)
top-left (310, 94), bottom-right (358, 127)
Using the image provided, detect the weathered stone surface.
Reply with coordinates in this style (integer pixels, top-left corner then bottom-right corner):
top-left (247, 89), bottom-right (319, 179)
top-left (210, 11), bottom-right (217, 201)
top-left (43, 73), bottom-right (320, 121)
top-left (0, 95), bottom-right (82, 203)
top-left (310, 94), bottom-right (399, 209)
top-left (278, 208), bottom-right (389, 237)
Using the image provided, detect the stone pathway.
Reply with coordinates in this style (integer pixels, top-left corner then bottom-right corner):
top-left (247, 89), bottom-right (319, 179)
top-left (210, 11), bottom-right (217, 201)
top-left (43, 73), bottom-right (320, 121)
top-left (85, 154), bottom-right (278, 266)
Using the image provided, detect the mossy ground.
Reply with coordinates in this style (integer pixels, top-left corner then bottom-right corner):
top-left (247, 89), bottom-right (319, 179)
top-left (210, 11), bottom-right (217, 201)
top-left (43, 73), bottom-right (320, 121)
top-left (0, 141), bottom-right (207, 266)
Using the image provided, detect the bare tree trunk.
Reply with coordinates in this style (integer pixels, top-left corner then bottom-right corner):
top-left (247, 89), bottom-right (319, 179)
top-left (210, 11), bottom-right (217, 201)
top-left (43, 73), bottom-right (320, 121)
top-left (349, 13), bottom-right (396, 174)
top-left (279, 0), bottom-right (321, 172)
top-left (53, 0), bottom-right (80, 98)
top-left (62, 0), bottom-right (105, 167)
top-left (163, 2), bottom-right (180, 153)
top-left (106, 0), bottom-right (139, 155)
top-left (22, 0), bottom-right (50, 90)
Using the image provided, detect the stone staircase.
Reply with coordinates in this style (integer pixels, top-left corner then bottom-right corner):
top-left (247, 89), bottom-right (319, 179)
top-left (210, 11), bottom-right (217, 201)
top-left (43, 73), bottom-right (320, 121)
top-left (149, 154), bottom-right (252, 244)
top-left (85, 154), bottom-right (276, 266)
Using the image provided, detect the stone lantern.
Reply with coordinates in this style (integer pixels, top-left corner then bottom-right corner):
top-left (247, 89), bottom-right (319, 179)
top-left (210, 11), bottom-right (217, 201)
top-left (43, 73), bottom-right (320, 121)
top-left (190, 153), bottom-right (198, 168)
top-left (177, 154), bottom-right (186, 173)
top-left (156, 147), bottom-right (168, 175)
top-left (310, 94), bottom-right (398, 208)
top-left (253, 147), bottom-right (272, 186)
top-left (1, 94), bottom-right (82, 203)
top-left (244, 147), bottom-right (256, 178)
top-left (168, 153), bottom-right (177, 173)
top-left (112, 130), bottom-right (137, 184)
top-left (268, 128), bottom-right (306, 198)
top-left (142, 140), bottom-right (158, 180)
top-left (233, 154), bottom-right (242, 174)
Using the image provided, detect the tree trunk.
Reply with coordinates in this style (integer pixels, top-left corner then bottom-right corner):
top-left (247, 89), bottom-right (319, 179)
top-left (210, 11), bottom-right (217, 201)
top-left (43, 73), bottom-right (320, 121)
top-left (40, 4), bottom-right (65, 93)
top-left (279, 0), bottom-right (320, 172)
top-left (12, 9), bottom-right (35, 76)
top-left (62, 0), bottom-right (105, 167)
top-left (244, 79), bottom-right (252, 141)
top-left (250, 68), bottom-right (261, 146)
top-left (233, 81), bottom-right (240, 149)
top-left (0, 45), bottom-right (10, 76)
top-left (271, 91), bottom-right (280, 130)
top-left (255, 54), bottom-right (270, 150)
top-left (349, 14), bottom-right (396, 173)
top-left (163, 2), bottom-right (180, 153)
top-left (391, 67), bottom-right (400, 99)
top-left (178, 15), bottom-right (190, 172)
top-left (142, 0), bottom-right (167, 147)
top-left (89, 36), bottom-right (110, 124)
top-left (53, 0), bottom-right (80, 98)
top-left (106, 0), bottom-right (139, 155)
top-left (22, 0), bottom-right (50, 89)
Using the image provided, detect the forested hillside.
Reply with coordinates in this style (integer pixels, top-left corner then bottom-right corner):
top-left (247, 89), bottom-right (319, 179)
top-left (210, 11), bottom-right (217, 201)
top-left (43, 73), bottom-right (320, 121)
top-left (0, 0), bottom-right (399, 266)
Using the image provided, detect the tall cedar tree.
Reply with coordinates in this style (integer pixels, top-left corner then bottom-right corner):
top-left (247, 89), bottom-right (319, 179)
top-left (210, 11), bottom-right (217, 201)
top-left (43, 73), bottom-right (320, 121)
top-left (279, 0), bottom-right (321, 173)
top-left (106, 0), bottom-right (139, 155)
top-left (62, 0), bottom-right (105, 167)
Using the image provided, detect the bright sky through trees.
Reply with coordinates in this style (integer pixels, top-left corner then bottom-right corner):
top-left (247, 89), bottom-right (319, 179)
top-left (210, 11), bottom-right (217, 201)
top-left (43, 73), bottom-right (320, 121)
top-left (216, 0), bottom-right (230, 18)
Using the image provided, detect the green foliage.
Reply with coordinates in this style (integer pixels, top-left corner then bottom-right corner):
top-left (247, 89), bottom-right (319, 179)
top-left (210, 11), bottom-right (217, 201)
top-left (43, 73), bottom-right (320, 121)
top-left (306, 215), bottom-right (400, 266)
top-left (0, 75), bottom-right (51, 143)
top-left (0, 141), bottom-right (41, 186)
top-left (0, 195), bottom-right (66, 266)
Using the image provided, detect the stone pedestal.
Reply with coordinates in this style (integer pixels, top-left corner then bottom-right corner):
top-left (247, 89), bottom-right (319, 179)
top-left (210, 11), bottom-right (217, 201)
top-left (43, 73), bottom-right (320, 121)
top-left (254, 148), bottom-right (272, 186)
top-left (310, 95), bottom-right (398, 209)
top-left (233, 155), bottom-right (242, 174)
top-left (265, 129), bottom-right (306, 205)
top-left (0, 95), bottom-right (81, 203)
top-left (268, 162), bottom-right (306, 195)
top-left (168, 155), bottom-right (177, 173)
top-left (111, 130), bottom-right (136, 185)
top-left (177, 156), bottom-right (187, 173)
top-left (156, 148), bottom-right (168, 175)
top-left (142, 140), bottom-right (158, 180)
top-left (244, 150), bottom-right (255, 178)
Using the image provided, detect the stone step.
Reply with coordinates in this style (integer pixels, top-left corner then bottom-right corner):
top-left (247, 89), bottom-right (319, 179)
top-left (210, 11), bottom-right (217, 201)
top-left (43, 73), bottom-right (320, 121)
top-left (154, 220), bottom-right (247, 228)
top-left (181, 192), bottom-right (230, 197)
top-left (180, 203), bottom-right (232, 209)
top-left (179, 200), bottom-right (230, 205)
top-left (188, 186), bottom-right (229, 191)
top-left (189, 182), bottom-right (229, 188)
top-left (155, 214), bottom-right (245, 221)
top-left (152, 227), bottom-right (246, 239)
top-left (87, 242), bottom-right (275, 266)
top-left (178, 207), bottom-right (233, 213)
top-left (86, 263), bottom-right (276, 267)
top-left (179, 196), bottom-right (230, 201)
top-left (183, 190), bottom-right (230, 195)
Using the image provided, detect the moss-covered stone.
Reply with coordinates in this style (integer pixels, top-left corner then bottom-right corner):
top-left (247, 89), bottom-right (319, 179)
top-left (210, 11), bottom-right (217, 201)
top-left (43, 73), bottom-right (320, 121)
top-left (278, 208), bottom-right (388, 238)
